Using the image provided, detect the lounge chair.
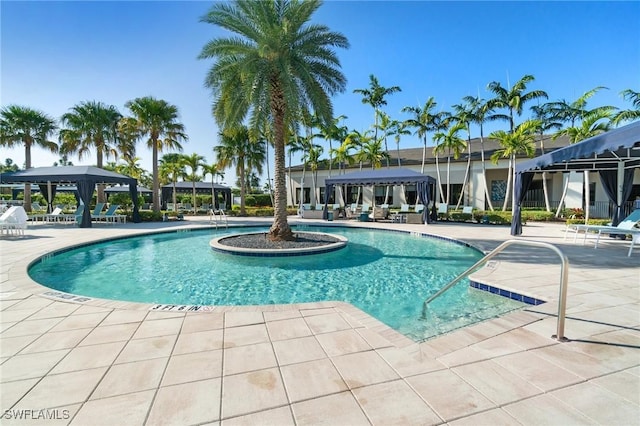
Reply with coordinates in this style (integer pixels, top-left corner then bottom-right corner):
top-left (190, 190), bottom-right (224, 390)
top-left (44, 207), bottom-right (70, 223)
top-left (565, 209), bottom-right (640, 244)
top-left (90, 203), bottom-right (105, 220)
top-left (437, 204), bottom-right (448, 220)
top-left (628, 233), bottom-right (640, 257)
top-left (0, 206), bottom-right (28, 236)
top-left (361, 203), bottom-right (371, 213)
top-left (94, 204), bottom-right (126, 223)
top-left (414, 204), bottom-right (425, 214)
top-left (462, 206), bottom-right (474, 222)
top-left (369, 204), bottom-right (389, 222)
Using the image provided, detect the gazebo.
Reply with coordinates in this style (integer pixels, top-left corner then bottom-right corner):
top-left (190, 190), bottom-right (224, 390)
top-left (323, 168), bottom-right (437, 223)
top-left (0, 166), bottom-right (141, 227)
top-left (511, 121), bottom-right (640, 235)
top-left (161, 181), bottom-right (232, 210)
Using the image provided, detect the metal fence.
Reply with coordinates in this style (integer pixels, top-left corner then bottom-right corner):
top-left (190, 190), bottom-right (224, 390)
top-left (521, 200), bottom-right (636, 219)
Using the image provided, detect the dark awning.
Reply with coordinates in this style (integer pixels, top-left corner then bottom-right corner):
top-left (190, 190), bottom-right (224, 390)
top-left (516, 120), bottom-right (640, 173)
top-left (0, 166), bottom-right (140, 227)
top-left (512, 121), bottom-right (640, 235)
top-left (324, 168), bottom-right (436, 224)
top-left (325, 168), bottom-right (436, 186)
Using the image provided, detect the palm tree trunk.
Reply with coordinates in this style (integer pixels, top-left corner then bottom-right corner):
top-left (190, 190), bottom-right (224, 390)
top-left (24, 141), bottom-right (32, 212)
top-left (420, 137), bottom-right (426, 174)
top-left (539, 135), bottom-right (551, 212)
top-left (239, 161), bottom-right (246, 215)
top-left (265, 141), bottom-right (274, 207)
top-left (584, 171), bottom-right (590, 223)
top-left (192, 182), bottom-right (197, 215)
top-left (328, 140), bottom-right (333, 177)
top-left (435, 150), bottom-right (445, 204)
top-left (502, 156), bottom-right (513, 211)
top-left (172, 178), bottom-right (177, 210)
top-left (479, 129), bottom-right (494, 211)
top-left (152, 140), bottom-right (160, 212)
top-left (446, 155), bottom-right (451, 205)
top-left (288, 151), bottom-right (294, 208)
top-left (96, 147), bottom-right (105, 204)
top-left (555, 174), bottom-right (570, 218)
top-left (455, 137), bottom-right (472, 209)
top-left (269, 97), bottom-right (294, 241)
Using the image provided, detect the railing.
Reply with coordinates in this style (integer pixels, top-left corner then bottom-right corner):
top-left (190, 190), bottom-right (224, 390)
top-left (422, 240), bottom-right (570, 341)
top-left (520, 200), bottom-right (635, 219)
top-left (209, 209), bottom-right (228, 229)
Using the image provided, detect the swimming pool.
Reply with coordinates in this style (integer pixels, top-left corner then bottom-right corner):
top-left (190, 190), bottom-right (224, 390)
top-left (29, 225), bottom-right (527, 341)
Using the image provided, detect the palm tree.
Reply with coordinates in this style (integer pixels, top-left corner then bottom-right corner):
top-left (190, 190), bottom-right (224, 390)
top-left (215, 125), bottom-right (265, 216)
top-left (202, 162), bottom-right (224, 209)
top-left (329, 139), bottom-right (354, 205)
top-left (125, 96), bottom-right (188, 213)
top-left (59, 101), bottom-right (122, 203)
top-left (490, 119), bottom-right (541, 211)
top-left (434, 122), bottom-right (466, 205)
top-left (402, 97), bottom-right (439, 173)
top-left (357, 138), bottom-right (388, 170)
top-left (464, 95), bottom-right (494, 211)
top-left (0, 105), bottom-right (58, 211)
top-left (159, 153), bottom-right (186, 210)
top-left (374, 111), bottom-right (396, 168)
top-left (613, 89), bottom-right (640, 125)
top-left (199, 0), bottom-right (348, 241)
top-left (182, 153), bottom-right (205, 213)
top-left (530, 103), bottom-right (562, 211)
top-left (487, 74), bottom-right (548, 132)
top-left (391, 120), bottom-right (410, 167)
top-left (452, 101), bottom-right (475, 209)
top-left (354, 74), bottom-right (401, 151)
top-left (318, 115), bottom-right (347, 177)
top-left (305, 144), bottom-right (324, 205)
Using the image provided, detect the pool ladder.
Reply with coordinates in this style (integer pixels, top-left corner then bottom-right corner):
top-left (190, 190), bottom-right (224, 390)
top-left (422, 240), bottom-right (570, 341)
top-left (209, 209), bottom-right (228, 229)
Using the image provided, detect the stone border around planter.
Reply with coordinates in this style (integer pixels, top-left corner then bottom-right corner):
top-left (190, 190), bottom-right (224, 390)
top-left (210, 231), bottom-right (348, 257)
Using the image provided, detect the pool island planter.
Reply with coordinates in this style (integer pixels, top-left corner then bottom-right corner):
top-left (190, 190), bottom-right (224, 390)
top-left (210, 231), bottom-right (348, 257)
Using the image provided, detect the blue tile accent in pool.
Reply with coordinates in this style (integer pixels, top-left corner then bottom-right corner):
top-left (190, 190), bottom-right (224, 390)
top-left (469, 281), bottom-right (546, 305)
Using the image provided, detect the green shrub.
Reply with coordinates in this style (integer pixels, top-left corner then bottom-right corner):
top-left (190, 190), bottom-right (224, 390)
top-left (521, 210), bottom-right (555, 222)
top-left (137, 210), bottom-right (164, 222)
top-left (566, 218), bottom-right (609, 226)
top-left (244, 195), bottom-right (257, 207)
top-left (448, 212), bottom-right (473, 222)
top-left (251, 193), bottom-right (272, 207)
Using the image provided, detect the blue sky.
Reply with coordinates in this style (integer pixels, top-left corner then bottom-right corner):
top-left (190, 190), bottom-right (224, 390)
top-left (2, 1), bottom-right (639, 186)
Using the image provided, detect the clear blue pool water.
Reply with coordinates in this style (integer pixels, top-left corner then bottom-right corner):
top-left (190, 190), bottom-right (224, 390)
top-left (29, 225), bottom-right (526, 341)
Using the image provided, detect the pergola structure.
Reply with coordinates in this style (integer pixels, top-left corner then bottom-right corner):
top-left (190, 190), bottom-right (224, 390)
top-left (0, 166), bottom-right (141, 228)
top-left (161, 181), bottom-right (232, 210)
top-left (323, 168), bottom-right (437, 223)
top-left (511, 121), bottom-right (640, 235)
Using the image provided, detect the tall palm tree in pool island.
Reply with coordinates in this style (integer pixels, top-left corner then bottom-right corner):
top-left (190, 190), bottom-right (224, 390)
top-left (199, 0), bottom-right (349, 241)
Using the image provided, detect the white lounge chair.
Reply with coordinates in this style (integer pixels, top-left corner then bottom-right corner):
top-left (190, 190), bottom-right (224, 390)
top-left (437, 204), bottom-right (448, 220)
top-left (0, 206), bottom-right (28, 236)
top-left (565, 209), bottom-right (640, 245)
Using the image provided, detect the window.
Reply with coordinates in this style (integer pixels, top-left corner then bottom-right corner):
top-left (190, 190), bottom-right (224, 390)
top-left (491, 180), bottom-right (506, 202)
top-left (405, 184), bottom-right (417, 205)
top-left (373, 186), bottom-right (384, 205)
top-left (318, 187), bottom-right (335, 204)
top-left (346, 186), bottom-right (361, 204)
top-left (296, 188), bottom-right (310, 204)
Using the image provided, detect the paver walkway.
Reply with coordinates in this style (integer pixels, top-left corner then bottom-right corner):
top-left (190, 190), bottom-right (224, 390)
top-left (1, 217), bottom-right (638, 425)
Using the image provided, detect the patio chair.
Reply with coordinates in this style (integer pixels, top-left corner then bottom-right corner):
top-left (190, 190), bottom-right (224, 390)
top-left (462, 206), bottom-right (474, 222)
top-left (361, 203), bottom-right (371, 213)
top-left (0, 206), bottom-right (28, 236)
top-left (94, 204), bottom-right (125, 223)
top-left (369, 204), bottom-right (389, 222)
top-left (565, 209), bottom-right (640, 244)
top-left (414, 204), bottom-right (425, 213)
top-left (90, 203), bottom-right (105, 220)
top-left (437, 204), bottom-right (448, 220)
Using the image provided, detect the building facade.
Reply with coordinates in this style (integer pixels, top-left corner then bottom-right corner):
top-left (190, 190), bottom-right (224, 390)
top-left (287, 135), bottom-right (640, 218)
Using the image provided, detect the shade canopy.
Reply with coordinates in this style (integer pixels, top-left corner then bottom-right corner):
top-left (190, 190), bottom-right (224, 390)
top-left (161, 181), bottom-right (232, 210)
top-left (0, 166), bottom-right (140, 227)
top-left (511, 121), bottom-right (640, 235)
top-left (323, 168), bottom-right (437, 223)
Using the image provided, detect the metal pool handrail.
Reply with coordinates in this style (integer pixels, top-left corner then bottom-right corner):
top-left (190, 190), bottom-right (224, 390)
top-left (422, 240), bottom-right (570, 341)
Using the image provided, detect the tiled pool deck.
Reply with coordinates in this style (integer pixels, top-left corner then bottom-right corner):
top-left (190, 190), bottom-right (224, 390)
top-left (1, 217), bottom-right (638, 425)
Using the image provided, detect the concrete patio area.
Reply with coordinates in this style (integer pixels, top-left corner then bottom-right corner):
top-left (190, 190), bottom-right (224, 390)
top-left (1, 216), bottom-right (638, 425)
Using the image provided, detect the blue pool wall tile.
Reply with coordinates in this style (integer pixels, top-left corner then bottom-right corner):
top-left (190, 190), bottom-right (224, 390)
top-left (469, 281), bottom-right (545, 305)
